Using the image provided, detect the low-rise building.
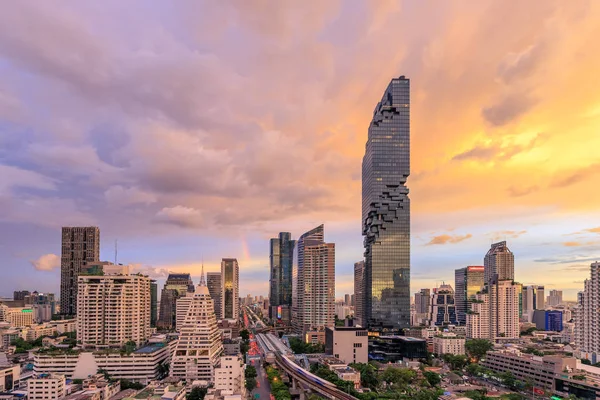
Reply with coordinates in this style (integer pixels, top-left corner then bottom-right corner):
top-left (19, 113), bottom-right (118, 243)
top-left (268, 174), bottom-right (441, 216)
top-left (369, 336), bottom-right (427, 363)
top-left (0, 306), bottom-right (34, 328)
top-left (204, 389), bottom-right (242, 400)
top-left (0, 365), bottom-right (20, 392)
top-left (0, 329), bottom-right (20, 351)
top-left (50, 319), bottom-right (77, 334)
top-left (433, 333), bottom-right (465, 355)
top-left (28, 373), bottom-right (66, 400)
top-left (222, 340), bottom-right (240, 356)
top-left (79, 374), bottom-right (120, 400)
top-left (331, 366), bottom-right (360, 389)
top-left (304, 330), bottom-right (325, 345)
top-left (325, 326), bottom-right (368, 364)
top-left (214, 356), bottom-right (245, 397)
top-left (21, 324), bottom-right (57, 342)
top-left (125, 383), bottom-right (186, 400)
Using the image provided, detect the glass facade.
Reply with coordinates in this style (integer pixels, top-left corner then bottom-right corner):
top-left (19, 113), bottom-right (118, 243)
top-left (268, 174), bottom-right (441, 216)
top-left (269, 232), bottom-right (295, 321)
top-left (221, 258), bottom-right (239, 320)
top-left (454, 266), bottom-right (485, 325)
top-left (362, 76), bottom-right (411, 330)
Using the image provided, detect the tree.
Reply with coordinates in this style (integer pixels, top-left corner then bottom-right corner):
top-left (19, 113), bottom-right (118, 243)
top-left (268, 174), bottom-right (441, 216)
top-left (465, 339), bottom-right (493, 361)
top-left (350, 363), bottom-right (379, 390)
top-left (463, 389), bottom-right (490, 400)
top-left (423, 371), bottom-right (441, 387)
top-left (443, 354), bottom-right (468, 370)
top-left (187, 387), bottom-right (207, 400)
top-left (379, 366), bottom-right (416, 391)
top-left (240, 329), bottom-right (250, 341)
top-left (119, 380), bottom-right (144, 390)
top-left (466, 363), bottom-right (483, 377)
top-left (157, 362), bottom-right (170, 379)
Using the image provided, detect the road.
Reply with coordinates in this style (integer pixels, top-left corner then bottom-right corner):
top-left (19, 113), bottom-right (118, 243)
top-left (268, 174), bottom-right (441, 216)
top-left (248, 357), bottom-right (271, 400)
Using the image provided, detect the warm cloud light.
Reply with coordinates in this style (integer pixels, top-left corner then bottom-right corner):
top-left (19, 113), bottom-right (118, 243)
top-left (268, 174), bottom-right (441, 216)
top-left (426, 234), bottom-right (473, 246)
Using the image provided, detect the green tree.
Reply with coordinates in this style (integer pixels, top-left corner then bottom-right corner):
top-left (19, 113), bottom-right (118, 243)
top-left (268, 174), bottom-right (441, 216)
top-left (119, 380), bottom-right (144, 390)
top-left (350, 363), bottom-right (379, 390)
top-left (379, 366), bottom-right (416, 391)
top-left (465, 339), bottom-right (493, 361)
top-left (466, 363), bottom-right (483, 376)
top-left (443, 354), bottom-right (468, 370)
top-left (187, 387), bottom-right (207, 400)
top-left (423, 371), bottom-right (441, 387)
top-left (463, 389), bottom-right (490, 400)
top-left (240, 329), bottom-right (250, 341)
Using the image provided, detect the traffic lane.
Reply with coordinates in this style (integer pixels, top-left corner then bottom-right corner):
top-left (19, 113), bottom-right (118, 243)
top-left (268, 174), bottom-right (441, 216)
top-left (250, 358), bottom-right (271, 400)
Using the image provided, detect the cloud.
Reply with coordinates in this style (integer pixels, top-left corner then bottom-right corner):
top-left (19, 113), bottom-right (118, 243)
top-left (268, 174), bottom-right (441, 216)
top-left (507, 185), bottom-right (539, 197)
top-left (426, 234), bottom-right (472, 246)
top-left (562, 241), bottom-right (599, 247)
top-left (104, 185), bottom-right (157, 206)
top-left (154, 206), bottom-right (204, 228)
top-left (585, 227), bottom-right (600, 234)
top-left (129, 264), bottom-right (170, 279)
top-left (489, 230), bottom-right (527, 241)
top-left (30, 253), bottom-right (60, 271)
top-left (452, 133), bottom-right (547, 162)
top-left (482, 92), bottom-right (537, 126)
top-left (550, 163), bottom-right (600, 189)
top-left (534, 256), bottom-right (600, 265)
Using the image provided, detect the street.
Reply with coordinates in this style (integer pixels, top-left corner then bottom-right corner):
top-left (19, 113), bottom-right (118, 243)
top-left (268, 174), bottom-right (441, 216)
top-left (249, 357), bottom-right (271, 400)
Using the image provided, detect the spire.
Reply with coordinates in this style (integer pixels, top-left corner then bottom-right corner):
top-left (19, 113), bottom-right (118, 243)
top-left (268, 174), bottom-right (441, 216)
top-left (199, 258), bottom-right (206, 286)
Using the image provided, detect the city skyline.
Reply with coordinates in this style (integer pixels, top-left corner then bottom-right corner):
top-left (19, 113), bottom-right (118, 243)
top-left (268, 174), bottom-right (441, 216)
top-left (2, 2), bottom-right (600, 301)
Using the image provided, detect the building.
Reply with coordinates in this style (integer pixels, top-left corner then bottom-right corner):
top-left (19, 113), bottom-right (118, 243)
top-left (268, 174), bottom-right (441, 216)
top-left (218, 319), bottom-right (240, 340)
top-left (0, 305), bottom-right (34, 327)
top-left (466, 293), bottom-right (489, 339)
top-left (221, 259), bottom-right (239, 321)
top-left (0, 365), bottom-right (19, 392)
top-left (21, 324), bottom-right (57, 342)
top-left (331, 366), bottom-right (361, 390)
top-left (305, 330), bottom-right (326, 345)
top-left (292, 225), bottom-right (335, 337)
top-left (33, 304), bottom-right (53, 324)
top-left (157, 274), bottom-right (194, 330)
top-left (335, 303), bottom-right (353, 320)
top-left (353, 261), bottom-right (364, 327)
top-left (454, 266), bottom-right (485, 325)
top-left (175, 294), bottom-right (194, 331)
top-left (33, 341), bottom-right (172, 383)
top-left (130, 382), bottom-right (187, 400)
top-left (576, 262), bottom-right (600, 363)
top-left (28, 374), bottom-right (66, 400)
top-left (533, 310), bottom-right (563, 332)
top-left (50, 319), bottom-right (76, 334)
top-left (214, 356), bottom-right (245, 397)
top-left (222, 339), bottom-right (241, 356)
top-left (523, 285), bottom-right (545, 322)
top-left (206, 272), bottom-right (222, 319)
top-left (269, 233), bottom-right (295, 324)
top-left (432, 333), bottom-right (465, 355)
top-left (427, 284), bottom-right (457, 327)
top-left (489, 279), bottom-right (520, 340)
top-left (150, 281), bottom-right (158, 328)
top-left (25, 292), bottom-right (57, 321)
top-left (77, 264), bottom-right (151, 348)
top-left (484, 241), bottom-right (514, 284)
top-left (362, 76), bottom-right (411, 331)
top-left (547, 290), bottom-right (563, 307)
top-left (325, 326), bottom-right (368, 364)
top-left (13, 291), bottom-right (30, 301)
top-left (413, 288), bottom-right (430, 326)
top-left (369, 336), bottom-right (427, 362)
top-left (60, 227), bottom-right (100, 316)
top-left (170, 281), bottom-right (223, 382)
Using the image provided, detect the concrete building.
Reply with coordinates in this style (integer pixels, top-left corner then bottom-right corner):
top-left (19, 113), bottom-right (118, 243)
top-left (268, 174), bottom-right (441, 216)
top-left (334, 303), bottom-right (353, 320)
top-left (484, 241), bottom-right (514, 284)
top-left (131, 383), bottom-right (187, 400)
top-left (214, 356), bottom-right (245, 397)
top-left (325, 326), bottom-right (368, 364)
top-left (432, 333), bottom-right (465, 355)
top-left (454, 266), bottom-right (485, 325)
top-left (221, 259), bottom-right (239, 321)
top-left (413, 288), bottom-right (430, 326)
top-left (353, 261), bottom-right (364, 327)
top-left (21, 324), bottom-right (57, 341)
top-left (466, 293), bottom-right (489, 339)
top-left (533, 310), bottom-right (563, 332)
top-left (0, 305), bottom-right (34, 327)
top-left (489, 279), bottom-right (520, 340)
top-left (293, 225), bottom-right (335, 337)
top-left (427, 284), bottom-right (457, 327)
top-left (576, 262), bottom-right (600, 363)
top-left (28, 374), bottom-right (66, 400)
top-left (175, 294), bottom-right (194, 330)
top-left (523, 285), bottom-right (545, 322)
top-left (0, 365), bottom-right (20, 392)
top-left (170, 281), bottom-right (223, 382)
top-left (77, 264), bottom-right (151, 348)
top-left (60, 227), bottom-right (100, 316)
top-left (50, 319), bottom-right (76, 334)
top-left (547, 289), bottom-right (563, 307)
top-left (207, 272), bottom-right (222, 320)
top-left (157, 274), bottom-right (194, 330)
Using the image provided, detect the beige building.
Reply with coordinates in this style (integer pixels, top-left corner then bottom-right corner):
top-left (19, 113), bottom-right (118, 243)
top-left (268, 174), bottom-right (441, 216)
top-left (0, 365), bottom-right (20, 391)
top-left (51, 319), bottom-right (77, 334)
top-left (466, 294), bottom-right (489, 339)
top-left (214, 356), bottom-right (246, 397)
top-left (28, 373), bottom-right (66, 400)
top-left (22, 324), bottom-right (57, 342)
top-left (332, 366), bottom-right (361, 389)
top-left (0, 305), bottom-right (34, 327)
top-left (77, 264), bottom-right (151, 348)
top-left (175, 294), bottom-right (194, 330)
top-left (325, 327), bottom-right (368, 364)
top-left (576, 262), bottom-right (600, 363)
top-left (489, 279), bottom-right (520, 340)
top-left (433, 333), bottom-right (465, 355)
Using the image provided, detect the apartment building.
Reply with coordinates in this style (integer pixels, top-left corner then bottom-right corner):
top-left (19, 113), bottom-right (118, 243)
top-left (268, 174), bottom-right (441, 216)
top-left (433, 333), bottom-right (466, 355)
top-left (28, 373), bottom-right (66, 400)
top-left (0, 305), bottom-right (34, 327)
top-left (325, 326), bottom-right (368, 364)
top-left (214, 356), bottom-right (246, 397)
top-left (466, 294), bottom-right (489, 339)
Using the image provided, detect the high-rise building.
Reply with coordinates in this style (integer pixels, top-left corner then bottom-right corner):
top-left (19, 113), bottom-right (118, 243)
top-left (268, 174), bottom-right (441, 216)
top-left (13, 291), bottom-right (30, 301)
top-left (77, 264), bottom-right (151, 348)
top-left (269, 233), bottom-right (295, 323)
top-left (455, 266), bottom-right (485, 325)
top-left (170, 282), bottom-right (223, 382)
top-left (60, 227), bottom-right (100, 316)
top-left (484, 241), bottom-right (514, 284)
top-left (547, 289), bottom-right (563, 307)
top-left (576, 262), bottom-right (600, 363)
top-left (427, 284), bottom-right (458, 327)
top-left (362, 76), bottom-right (411, 330)
top-left (523, 285), bottom-right (545, 322)
top-left (150, 281), bottom-right (158, 328)
top-left (293, 225), bottom-right (335, 336)
top-left (414, 289), bottom-right (430, 314)
top-left (157, 274), bottom-right (194, 329)
top-left (353, 261), bottom-right (364, 327)
top-left (344, 294), bottom-right (351, 306)
top-left (206, 272), bottom-right (222, 319)
top-left (466, 293), bottom-right (489, 339)
top-left (221, 259), bottom-right (239, 320)
top-left (488, 278), bottom-right (520, 339)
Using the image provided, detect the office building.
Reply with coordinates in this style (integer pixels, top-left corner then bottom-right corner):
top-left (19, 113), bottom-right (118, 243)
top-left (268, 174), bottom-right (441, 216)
top-left (13, 291), bottom-right (30, 301)
top-left (0, 364), bottom-right (20, 392)
top-left (489, 279), bottom-right (520, 339)
top-left (455, 266), bottom-right (485, 325)
top-left (533, 310), bottom-right (563, 332)
top-left (353, 261), bottom-right (364, 327)
top-left (362, 76), bottom-right (411, 331)
top-left (269, 233), bottom-right (295, 323)
top-left (0, 305), bottom-right (34, 327)
top-left (369, 336), bottom-right (427, 362)
top-left (344, 294), bottom-right (351, 306)
top-left (157, 274), bottom-right (194, 329)
top-left (150, 281), bottom-right (158, 328)
top-left (21, 324), bottom-right (57, 341)
top-left (221, 258), bottom-right (239, 320)
top-left (170, 282), bottom-right (223, 382)
top-left (427, 284), bottom-right (457, 327)
top-left (576, 262), bottom-right (600, 363)
top-left (28, 373), bottom-right (66, 400)
top-left (413, 288), bottom-right (430, 326)
top-left (466, 293), bottom-right (490, 339)
top-left (547, 289), bottom-right (563, 307)
top-left (207, 272), bottom-right (222, 319)
top-left (325, 326), bottom-right (368, 364)
top-left (77, 264), bottom-right (151, 348)
top-left (432, 333), bottom-right (465, 355)
top-left (484, 241), bottom-right (514, 283)
top-left (523, 285), bottom-right (545, 322)
top-left (60, 227), bottom-right (100, 316)
top-left (293, 225), bottom-right (335, 337)
top-left (213, 356), bottom-right (246, 397)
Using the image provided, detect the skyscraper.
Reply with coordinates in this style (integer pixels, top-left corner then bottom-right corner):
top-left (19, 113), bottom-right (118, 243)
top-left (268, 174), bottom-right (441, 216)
top-left (455, 266), bottom-right (485, 325)
top-left (221, 258), bottom-right (239, 320)
top-left (353, 261), bottom-right (364, 327)
top-left (150, 280), bottom-right (158, 328)
top-left (547, 289), bottom-right (563, 307)
top-left (576, 262), bottom-right (600, 363)
top-left (362, 76), bottom-right (411, 330)
top-left (207, 272), bottom-right (222, 319)
top-left (523, 285), bottom-right (545, 322)
top-left (427, 284), bottom-right (458, 327)
top-left (488, 278), bottom-right (520, 339)
top-left (484, 241), bottom-right (514, 284)
top-left (60, 226), bottom-right (100, 316)
top-left (293, 225), bottom-right (335, 336)
top-left (269, 232), bottom-right (295, 323)
top-left (157, 274), bottom-right (194, 329)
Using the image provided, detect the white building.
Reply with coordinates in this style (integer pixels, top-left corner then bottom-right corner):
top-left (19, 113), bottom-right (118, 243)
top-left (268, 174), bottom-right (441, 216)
top-left (547, 290), bottom-right (563, 307)
top-left (214, 356), bottom-right (245, 397)
top-left (77, 264), bottom-right (151, 348)
top-left (28, 373), bottom-right (66, 400)
top-left (433, 333), bottom-right (466, 355)
top-left (576, 262), bottom-right (600, 363)
top-left (325, 327), bottom-right (368, 364)
top-left (175, 294), bottom-right (194, 330)
top-left (523, 285), bottom-right (545, 322)
top-left (51, 319), bottom-right (77, 334)
top-left (170, 282), bottom-right (223, 382)
top-left (334, 303), bottom-right (354, 320)
top-left (466, 293), bottom-right (489, 339)
top-left (21, 324), bottom-right (57, 342)
top-left (489, 279), bottom-right (520, 340)
top-left (0, 305), bottom-right (34, 327)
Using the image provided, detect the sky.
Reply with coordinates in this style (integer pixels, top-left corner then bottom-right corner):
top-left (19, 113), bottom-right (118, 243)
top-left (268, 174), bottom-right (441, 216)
top-left (1, 1), bottom-right (600, 301)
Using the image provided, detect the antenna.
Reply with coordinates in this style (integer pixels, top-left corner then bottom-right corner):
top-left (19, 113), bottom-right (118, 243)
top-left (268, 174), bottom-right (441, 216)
top-left (199, 257), bottom-right (206, 286)
top-left (114, 239), bottom-right (118, 265)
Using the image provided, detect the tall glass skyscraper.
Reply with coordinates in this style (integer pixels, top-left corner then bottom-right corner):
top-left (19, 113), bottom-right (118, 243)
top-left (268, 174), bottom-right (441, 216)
top-left (269, 232), bottom-right (295, 323)
top-left (362, 76), bottom-right (411, 330)
top-left (221, 258), bottom-right (239, 320)
top-left (454, 266), bottom-right (485, 325)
